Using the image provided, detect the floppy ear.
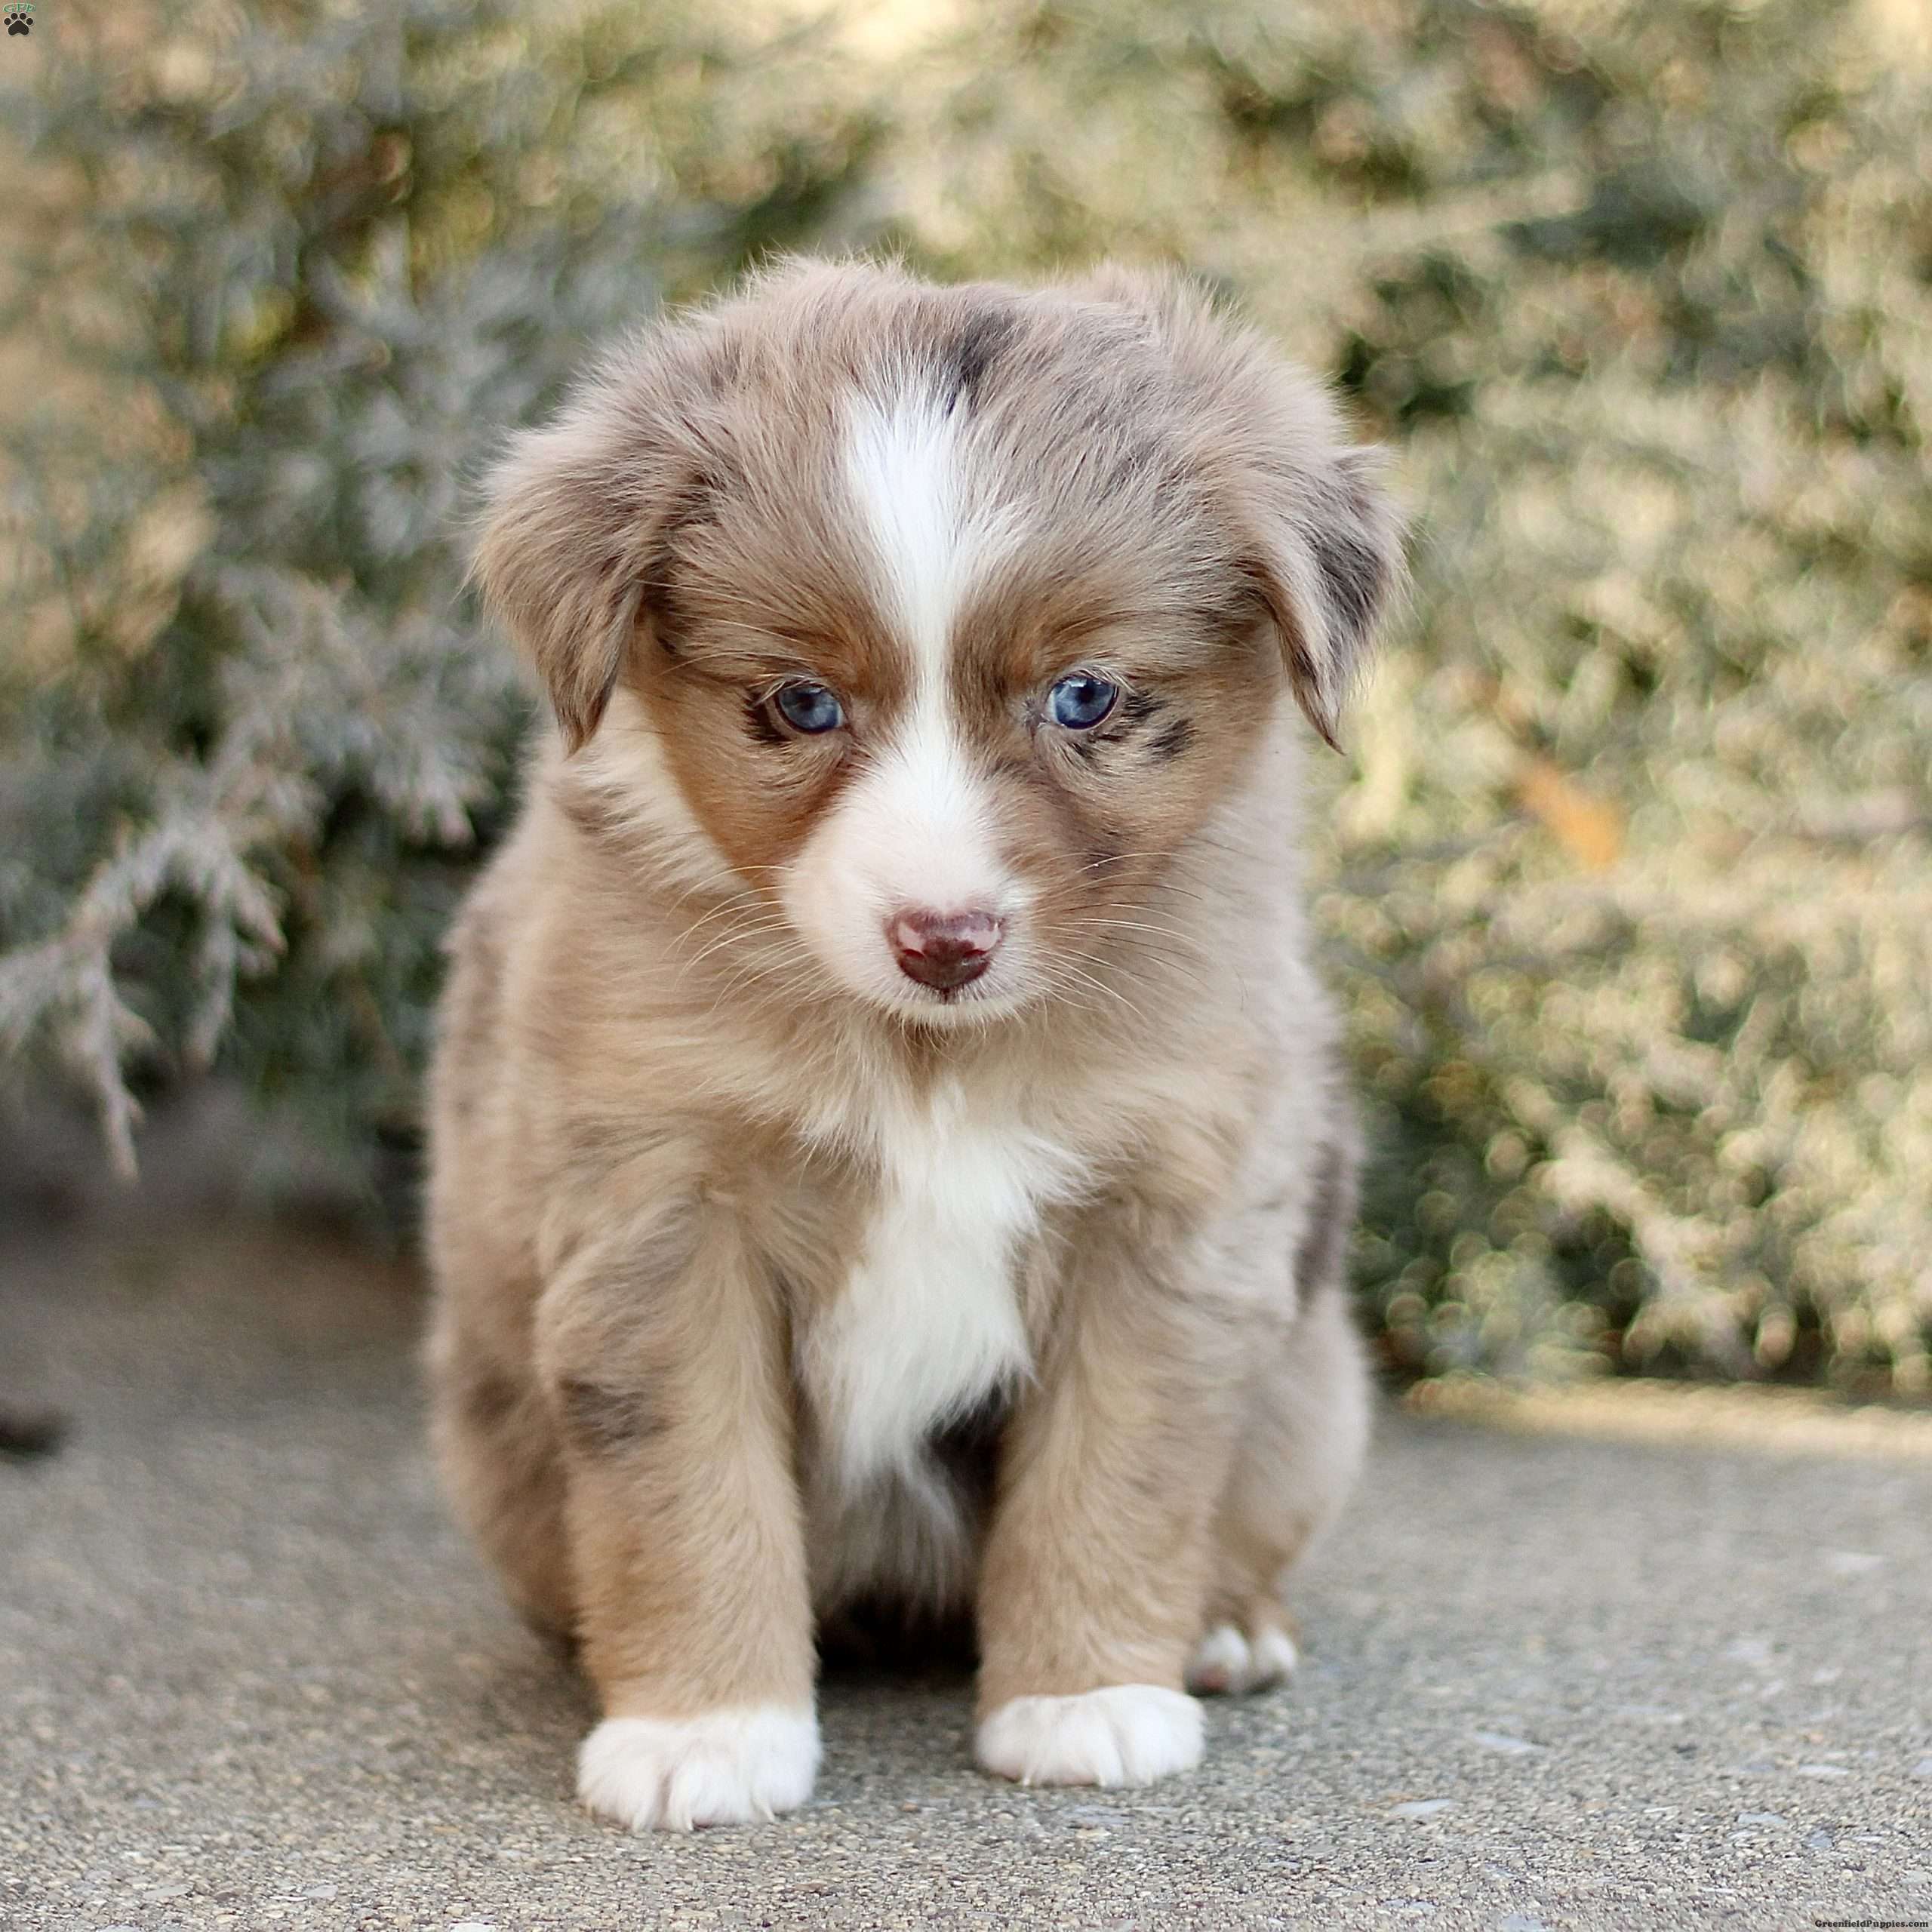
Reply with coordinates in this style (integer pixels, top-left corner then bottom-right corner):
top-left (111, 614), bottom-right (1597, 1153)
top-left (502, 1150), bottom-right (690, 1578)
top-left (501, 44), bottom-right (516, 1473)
top-left (1078, 267), bottom-right (1405, 750)
top-left (469, 335), bottom-right (705, 753)
top-left (1235, 434), bottom-right (1404, 752)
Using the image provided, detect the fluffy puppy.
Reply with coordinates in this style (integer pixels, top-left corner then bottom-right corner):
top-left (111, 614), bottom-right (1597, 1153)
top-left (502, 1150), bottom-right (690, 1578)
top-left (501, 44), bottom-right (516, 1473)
top-left (425, 257), bottom-right (1399, 1831)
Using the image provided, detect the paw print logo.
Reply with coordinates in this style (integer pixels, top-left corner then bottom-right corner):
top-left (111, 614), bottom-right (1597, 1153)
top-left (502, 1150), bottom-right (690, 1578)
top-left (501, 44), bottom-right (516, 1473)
top-left (4, 5), bottom-right (32, 35)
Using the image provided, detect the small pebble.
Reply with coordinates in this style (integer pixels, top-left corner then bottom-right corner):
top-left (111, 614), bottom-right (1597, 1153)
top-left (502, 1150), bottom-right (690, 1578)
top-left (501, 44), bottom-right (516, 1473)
top-left (1795, 1763), bottom-right (1850, 1779)
top-left (1824, 1550), bottom-right (1884, 1575)
top-left (0, 1406), bottom-right (68, 1460)
top-left (1390, 1798), bottom-right (1456, 1820)
top-left (1736, 1812), bottom-right (1786, 1827)
top-left (1472, 1731), bottom-right (1539, 1755)
top-left (1063, 1806), bottom-right (1128, 1828)
top-left (1912, 1758), bottom-right (1932, 1780)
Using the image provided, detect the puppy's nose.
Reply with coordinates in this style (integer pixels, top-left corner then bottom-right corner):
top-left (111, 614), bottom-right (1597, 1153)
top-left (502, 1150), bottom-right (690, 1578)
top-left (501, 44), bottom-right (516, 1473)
top-left (889, 909), bottom-right (1005, 990)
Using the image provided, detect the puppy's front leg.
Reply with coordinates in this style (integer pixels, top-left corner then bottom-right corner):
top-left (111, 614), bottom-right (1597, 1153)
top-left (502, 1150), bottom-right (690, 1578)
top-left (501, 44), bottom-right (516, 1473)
top-left (538, 1209), bottom-right (816, 1831)
top-left (976, 1218), bottom-right (1244, 1789)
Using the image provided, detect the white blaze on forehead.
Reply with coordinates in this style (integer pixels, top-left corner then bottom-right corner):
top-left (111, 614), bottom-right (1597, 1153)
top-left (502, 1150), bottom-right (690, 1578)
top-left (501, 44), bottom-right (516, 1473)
top-left (778, 384), bottom-right (1029, 1012)
top-left (842, 383), bottom-right (1017, 692)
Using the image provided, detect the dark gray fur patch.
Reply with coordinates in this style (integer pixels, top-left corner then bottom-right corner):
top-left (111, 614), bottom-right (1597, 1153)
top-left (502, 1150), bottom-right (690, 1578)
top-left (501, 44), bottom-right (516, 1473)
top-left (1150, 716), bottom-right (1194, 760)
top-left (939, 306), bottom-right (1018, 411)
top-left (557, 1377), bottom-right (663, 1454)
top-left (1309, 514), bottom-right (1390, 648)
top-left (1294, 1124), bottom-right (1362, 1297)
top-left (462, 1363), bottom-right (525, 1434)
top-left (926, 1386), bottom-right (1011, 1506)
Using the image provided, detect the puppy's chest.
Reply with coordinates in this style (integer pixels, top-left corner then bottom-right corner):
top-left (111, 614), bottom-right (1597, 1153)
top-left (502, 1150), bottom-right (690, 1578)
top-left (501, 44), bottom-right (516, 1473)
top-left (797, 1082), bottom-right (1085, 1488)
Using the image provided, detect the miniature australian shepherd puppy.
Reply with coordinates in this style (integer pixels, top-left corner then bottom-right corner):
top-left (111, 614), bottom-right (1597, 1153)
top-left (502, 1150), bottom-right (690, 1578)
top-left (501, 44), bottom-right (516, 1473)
top-left (425, 257), bottom-right (1401, 1831)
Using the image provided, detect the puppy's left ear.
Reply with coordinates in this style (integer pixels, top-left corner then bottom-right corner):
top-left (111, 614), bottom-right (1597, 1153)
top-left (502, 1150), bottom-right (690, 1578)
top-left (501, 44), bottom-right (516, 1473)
top-left (1232, 432), bottom-right (1404, 752)
top-left (1082, 268), bottom-right (1406, 751)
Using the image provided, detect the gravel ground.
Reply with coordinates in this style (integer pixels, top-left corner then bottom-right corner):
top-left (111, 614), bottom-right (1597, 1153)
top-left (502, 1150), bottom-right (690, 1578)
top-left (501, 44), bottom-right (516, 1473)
top-left (2, 1135), bottom-right (1929, 1932)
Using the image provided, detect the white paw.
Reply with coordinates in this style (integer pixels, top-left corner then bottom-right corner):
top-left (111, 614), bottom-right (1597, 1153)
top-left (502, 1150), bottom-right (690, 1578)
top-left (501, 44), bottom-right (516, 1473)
top-left (577, 1705), bottom-right (820, 1831)
top-left (1184, 1621), bottom-right (1298, 1696)
top-left (976, 1684), bottom-right (1204, 1788)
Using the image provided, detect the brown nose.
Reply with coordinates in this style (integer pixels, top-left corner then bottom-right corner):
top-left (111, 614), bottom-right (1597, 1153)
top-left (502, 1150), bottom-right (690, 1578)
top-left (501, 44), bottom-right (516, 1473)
top-left (888, 909), bottom-right (1005, 991)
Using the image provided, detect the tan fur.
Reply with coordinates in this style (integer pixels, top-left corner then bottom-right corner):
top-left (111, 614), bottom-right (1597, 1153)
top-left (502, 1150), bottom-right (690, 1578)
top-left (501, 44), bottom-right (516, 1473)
top-left (426, 257), bottom-right (1401, 1821)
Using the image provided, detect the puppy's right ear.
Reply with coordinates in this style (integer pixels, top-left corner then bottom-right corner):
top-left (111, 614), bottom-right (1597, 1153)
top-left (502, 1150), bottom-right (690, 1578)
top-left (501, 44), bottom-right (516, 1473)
top-left (469, 341), bottom-right (700, 753)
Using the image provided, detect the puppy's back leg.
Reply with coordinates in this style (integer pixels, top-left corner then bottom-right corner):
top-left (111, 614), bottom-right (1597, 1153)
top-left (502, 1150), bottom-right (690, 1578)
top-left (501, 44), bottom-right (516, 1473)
top-left (1189, 1135), bottom-right (1372, 1695)
top-left (426, 1300), bottom-right (577, 1645)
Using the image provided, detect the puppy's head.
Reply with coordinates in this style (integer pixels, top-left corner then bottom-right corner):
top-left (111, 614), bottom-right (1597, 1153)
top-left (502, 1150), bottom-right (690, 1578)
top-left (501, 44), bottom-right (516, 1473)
top-left (473, 259), bottom-right (1401, 1025)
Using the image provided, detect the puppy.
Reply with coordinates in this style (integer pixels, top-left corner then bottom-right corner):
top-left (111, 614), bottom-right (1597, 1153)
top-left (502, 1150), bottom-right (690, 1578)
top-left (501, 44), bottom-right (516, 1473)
top-left (425, 257), bottom-right (1399, 1831)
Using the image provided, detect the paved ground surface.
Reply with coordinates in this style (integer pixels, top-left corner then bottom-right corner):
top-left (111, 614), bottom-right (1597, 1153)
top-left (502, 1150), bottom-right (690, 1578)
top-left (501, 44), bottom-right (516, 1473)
top-left (3, 1124), bottom-right (1930, 1931)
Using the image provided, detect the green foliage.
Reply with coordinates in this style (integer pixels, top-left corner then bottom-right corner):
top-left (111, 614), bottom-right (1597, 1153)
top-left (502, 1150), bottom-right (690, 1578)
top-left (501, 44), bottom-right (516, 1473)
top-left (899, 0), bottom-right (1932, 1394)
top-left (0, 0), bottom-right (877, 1189)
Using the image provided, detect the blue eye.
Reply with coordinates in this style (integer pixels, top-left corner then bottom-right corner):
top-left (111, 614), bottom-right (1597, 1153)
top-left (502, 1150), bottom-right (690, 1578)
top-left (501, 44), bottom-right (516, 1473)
top-left (1048, 672), bottom-right (1119, 731)
top-left (772, 681), bottom-right (844, 734)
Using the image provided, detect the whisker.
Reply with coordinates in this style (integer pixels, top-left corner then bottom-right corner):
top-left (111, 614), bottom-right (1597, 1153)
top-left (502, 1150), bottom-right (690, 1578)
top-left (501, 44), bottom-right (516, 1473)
top-left (1065, 949), bottom-right (1203, 1012)
top-left (1070, 912), bottom-right (1208, 945)
top-left (680, 928), bottom-right (794, 979)
top-left (1039, 955), bottom-right (1153, 1030)
top-left (704, 954), bottom-right (804, 1022)
top-left (1063, 928), bottom-right (1215, 994)
top-left (672, 915), bottom-right (796, 977)
top-left (669, 897), bottom-right (774, 950)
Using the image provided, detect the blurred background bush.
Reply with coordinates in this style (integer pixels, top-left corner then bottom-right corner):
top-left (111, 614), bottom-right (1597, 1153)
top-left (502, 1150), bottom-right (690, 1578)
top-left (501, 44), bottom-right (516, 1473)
top-left (4, 0), bottom-right (1928, 1398)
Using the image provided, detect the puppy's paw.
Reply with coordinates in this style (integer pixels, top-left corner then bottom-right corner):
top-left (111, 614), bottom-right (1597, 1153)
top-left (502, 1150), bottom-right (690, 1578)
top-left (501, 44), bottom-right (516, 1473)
top-left (577, 1705), bottom-right (820, 1831)
top-left (976, 1684), bottom-right (1204, 1788)
top-left (1185, 1618), bottom-right (1298, 1697)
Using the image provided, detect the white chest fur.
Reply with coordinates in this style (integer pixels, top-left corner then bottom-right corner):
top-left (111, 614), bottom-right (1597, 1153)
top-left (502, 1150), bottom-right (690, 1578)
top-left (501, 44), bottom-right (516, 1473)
top-left (800, 1077), bottom-right (1084, 1488)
